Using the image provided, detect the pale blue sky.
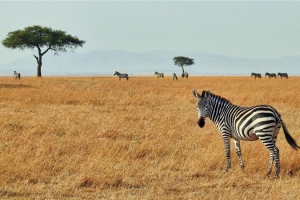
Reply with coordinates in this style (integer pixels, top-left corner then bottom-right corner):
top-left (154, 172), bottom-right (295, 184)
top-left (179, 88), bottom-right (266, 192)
top-left (1, 1), bottom-right (300, 65)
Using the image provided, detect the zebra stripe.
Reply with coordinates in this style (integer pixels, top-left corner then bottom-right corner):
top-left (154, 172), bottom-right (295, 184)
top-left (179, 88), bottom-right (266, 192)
top-left (114, 71), bottom-right (129, 80)
top-left (172, 73), bottom-right (178, 80)
top-left (154, 72), bottom-right (164, 78)
top-left (13, 71), bottom-right (21, 80)
top-left (277, 72), bottom-right (288, 79)
top-left (192, 89), bottom-right (299, 177)
top-left (181, 72), bottom-right (188, 78)
top-left (265, 72), bottom-right (276, 79)
top-left (251, 72), bottom-right (261, 79)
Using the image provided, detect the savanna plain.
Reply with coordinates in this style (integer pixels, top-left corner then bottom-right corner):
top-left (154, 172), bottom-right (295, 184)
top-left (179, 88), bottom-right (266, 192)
top-left (0, 75), bottom-right (299, 199)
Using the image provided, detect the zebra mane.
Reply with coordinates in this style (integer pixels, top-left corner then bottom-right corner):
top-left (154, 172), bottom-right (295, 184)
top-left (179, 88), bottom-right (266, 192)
top-left (214, 94), bottom-right (232, 104)
top-left (203, 90), bottom-right (232, 104)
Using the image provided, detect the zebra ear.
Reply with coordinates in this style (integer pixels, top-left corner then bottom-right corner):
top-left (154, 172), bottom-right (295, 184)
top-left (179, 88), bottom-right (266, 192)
top-left (192, 89), bottom-right (201, 99)
top-left (204, 90), bottom-right (211, 99)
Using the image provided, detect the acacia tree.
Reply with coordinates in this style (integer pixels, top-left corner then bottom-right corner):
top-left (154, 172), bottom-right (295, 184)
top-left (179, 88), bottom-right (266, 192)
top-left (173, 56), bottom-right (195, 74)
top-left (2, 25), bottom-right (85, 77)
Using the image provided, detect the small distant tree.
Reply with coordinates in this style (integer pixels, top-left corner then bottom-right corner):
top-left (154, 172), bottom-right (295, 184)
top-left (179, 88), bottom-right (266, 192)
top-left (2, 25), bottom-right (85, 77)
top-left (173, 56), bottom-right (194, 74)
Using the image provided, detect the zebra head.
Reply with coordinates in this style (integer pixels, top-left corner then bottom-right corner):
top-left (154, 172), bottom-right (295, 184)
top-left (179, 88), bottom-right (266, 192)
top-left (192, 89), bottom-right (211, 128)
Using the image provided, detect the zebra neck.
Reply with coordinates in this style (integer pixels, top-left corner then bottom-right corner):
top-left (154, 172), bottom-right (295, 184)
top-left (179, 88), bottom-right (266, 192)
top-left (208, 97), bottom-right (234, 124)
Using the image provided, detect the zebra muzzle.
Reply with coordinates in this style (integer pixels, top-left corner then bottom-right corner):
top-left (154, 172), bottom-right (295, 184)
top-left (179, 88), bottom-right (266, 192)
top-left (197, 117), bottom-right (205, 128)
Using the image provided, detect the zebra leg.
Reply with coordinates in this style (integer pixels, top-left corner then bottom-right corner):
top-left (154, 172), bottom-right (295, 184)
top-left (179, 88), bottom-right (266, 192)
top-left (265, 146), bottom-right (280, 177)
top-left (233, 139), bottom-right (245, 170)
top-left (274, 146), bottom-right (280, 177)
top-left (223, 138), bottom-right (231, 172)
top-left (265, 128), bottom-right (281, 177)
top-left (262, 141), bottom-right (279, 177)
top-left (266, 150), bottom-right (274, 176)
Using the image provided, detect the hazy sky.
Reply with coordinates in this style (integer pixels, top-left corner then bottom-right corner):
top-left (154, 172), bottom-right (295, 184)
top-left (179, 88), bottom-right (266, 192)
top-left (1, 1), bottom-right (300, 65)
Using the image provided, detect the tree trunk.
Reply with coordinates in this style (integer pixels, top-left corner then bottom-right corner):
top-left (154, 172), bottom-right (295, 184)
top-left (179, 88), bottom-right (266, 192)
top-left (181, 66), bottom-right (185, 74)
top-left (181, 66), bottom-right (185, 78)
top-left (34, 47), bottom-right (43, 77)
top-left (37, 62), bottom-right (42, 77)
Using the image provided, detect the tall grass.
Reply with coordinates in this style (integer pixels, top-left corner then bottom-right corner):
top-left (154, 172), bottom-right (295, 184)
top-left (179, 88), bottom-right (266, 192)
top-left (0, 76), bottom-right (299, 199)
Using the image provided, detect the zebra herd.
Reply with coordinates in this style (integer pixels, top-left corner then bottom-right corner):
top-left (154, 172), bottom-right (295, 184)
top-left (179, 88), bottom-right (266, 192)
top-left (154, 71), bottom-right (188, 80)
top-left (114, 71), bottom-right (189, 80)
top-left (251, 72), bottom-right (289, 79)
top-left (192, 89), bottom-right (299, 177)
top-left (114, 71), bottom-right (289, 80)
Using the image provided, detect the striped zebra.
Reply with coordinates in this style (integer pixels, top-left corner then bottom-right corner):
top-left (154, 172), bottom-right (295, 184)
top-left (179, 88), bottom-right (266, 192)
top-left (13, 71), bottom-right (21, 80)
top-left (114, 71), bottom-right (129, 80)
top-left (154, 72), bottom-right (164, 78)
top-left (192, 89), bottom-right (299, 177)
top-left (181, 72), bottom-right (189, 78)
top-left (251, 72), bottom-right (261, 79)
top-left (277, 72), bottom-right (288, 79)
top-left (265, 72), bottom-right (276, 79)
top-left (172, 73), bottom-right (178, 80)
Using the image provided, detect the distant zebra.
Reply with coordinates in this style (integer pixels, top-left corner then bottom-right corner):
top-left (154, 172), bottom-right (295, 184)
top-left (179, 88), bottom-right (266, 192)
top-left (154, 72), bottom-right (164, 78)
top-left (172, 73), bottom-right (178, 80)
top-left (192, 89), bottom-right (299, 177)
top-left (114, 71), bottom-right (129, 80)
top-left (251, 72), bottom-right (261, 79)
top-left (181, 72), bottom-right (188, 78)
top-left (265, 72), bottom-right (276, 79)
top-left (277, 73), bottom-right (288, 79)
top-left (13, 71), bottom-right (21, 80)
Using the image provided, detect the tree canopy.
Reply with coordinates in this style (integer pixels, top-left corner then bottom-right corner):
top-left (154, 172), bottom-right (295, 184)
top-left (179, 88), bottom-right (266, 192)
top-left (173, 56), bottom-right (194, 74)
top-left (2, 25), bottom-right (85, 77)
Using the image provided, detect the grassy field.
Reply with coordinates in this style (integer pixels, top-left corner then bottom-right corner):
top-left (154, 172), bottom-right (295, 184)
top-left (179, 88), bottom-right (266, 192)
top-left (0, 75), bottom-right (299, 199)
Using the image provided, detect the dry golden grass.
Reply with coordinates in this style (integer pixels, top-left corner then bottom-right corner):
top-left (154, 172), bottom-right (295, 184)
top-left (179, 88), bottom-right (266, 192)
top-left (0, 75), bottom-right (299, 199)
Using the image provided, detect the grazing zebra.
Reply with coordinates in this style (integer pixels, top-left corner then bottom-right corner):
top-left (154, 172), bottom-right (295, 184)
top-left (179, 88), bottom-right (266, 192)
top-left (172, 73), bottom-right (178, 80)
top-left (192, 89), bottom-right (299, 177)
top-left (181, 72), bottom-right (188, 78)
top-left (13, 71), bottom-right (21, 80)
top-left (251, 72), bottom-right (261, 79)
top-left (154, 72), bottom-right (164, 78)
top-left (265, 72), bottom-right (276, 79)
top-left (114, 71), bottom-right (129, 80)
top-left (277, 72), bottom-right (289, 79)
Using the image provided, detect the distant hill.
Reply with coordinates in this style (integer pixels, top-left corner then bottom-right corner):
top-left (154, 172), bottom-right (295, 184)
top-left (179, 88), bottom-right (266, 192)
top-left (0, 50), bottom-right (299, 76)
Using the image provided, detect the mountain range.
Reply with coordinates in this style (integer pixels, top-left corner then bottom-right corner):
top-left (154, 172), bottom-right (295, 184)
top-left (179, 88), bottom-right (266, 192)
top-left (0, 50), bottom-right (299, 76)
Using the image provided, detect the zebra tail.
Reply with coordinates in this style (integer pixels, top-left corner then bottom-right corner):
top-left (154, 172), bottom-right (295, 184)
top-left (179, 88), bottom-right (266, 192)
top-left (281, 120), bottom-right (300, 150)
